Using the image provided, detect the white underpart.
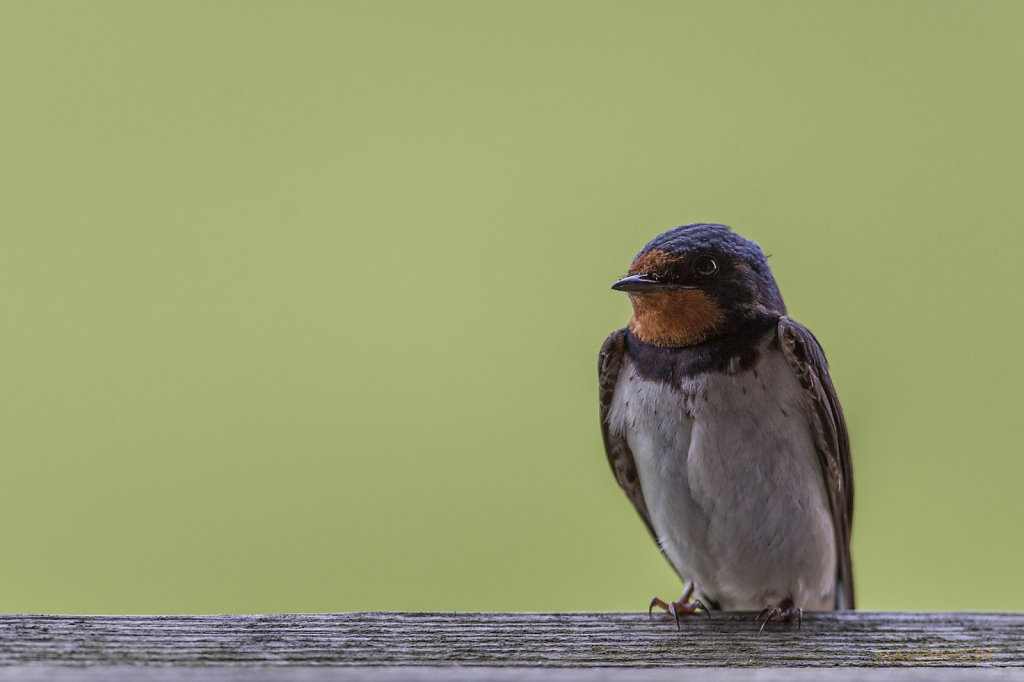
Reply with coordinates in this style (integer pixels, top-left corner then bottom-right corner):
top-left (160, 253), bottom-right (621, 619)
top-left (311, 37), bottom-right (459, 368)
top-left (607, 339), bottom-right (836, 611)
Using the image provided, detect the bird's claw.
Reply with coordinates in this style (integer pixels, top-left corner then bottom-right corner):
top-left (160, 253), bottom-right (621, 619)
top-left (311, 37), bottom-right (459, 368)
top-left (755, 599), bottom-right (802, 634)
top-left (649, 594), bottom-right (710, 630)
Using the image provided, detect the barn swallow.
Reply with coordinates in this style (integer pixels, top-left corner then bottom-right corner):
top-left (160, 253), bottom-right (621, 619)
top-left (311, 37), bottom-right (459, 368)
top-left (598, 223), bottom-right (853, 631)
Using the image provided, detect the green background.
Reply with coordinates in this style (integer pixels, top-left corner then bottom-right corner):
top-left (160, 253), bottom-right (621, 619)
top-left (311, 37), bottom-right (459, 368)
top-left (1, 1), bottom-right (1021, 614)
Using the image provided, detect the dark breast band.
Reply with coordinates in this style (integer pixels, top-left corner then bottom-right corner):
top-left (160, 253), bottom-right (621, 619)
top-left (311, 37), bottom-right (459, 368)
top-left (625, 315), bottom-right (779, 385)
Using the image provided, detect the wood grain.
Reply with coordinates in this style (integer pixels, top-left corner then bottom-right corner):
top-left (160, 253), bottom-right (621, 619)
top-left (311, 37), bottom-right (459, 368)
top-left (0, 612), bottom-right (1019, 680)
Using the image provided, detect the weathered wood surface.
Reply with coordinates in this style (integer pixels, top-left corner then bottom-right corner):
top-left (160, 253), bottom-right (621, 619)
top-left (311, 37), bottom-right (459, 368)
top-left (0, 612), bottom-right (1020, 680)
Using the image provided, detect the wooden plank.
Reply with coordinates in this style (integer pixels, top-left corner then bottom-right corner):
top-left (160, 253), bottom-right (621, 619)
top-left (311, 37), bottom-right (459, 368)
top-left (0, 612), bottom-right (1019, 680)
top-left (0, 666), bottom-right (1021, 682)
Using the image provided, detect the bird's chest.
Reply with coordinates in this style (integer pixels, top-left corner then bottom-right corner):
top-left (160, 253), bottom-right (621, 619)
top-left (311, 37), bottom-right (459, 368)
top-left (608, 348), bottom-right (812, 497)
top-left (607, 347), bottom-right (832, 606)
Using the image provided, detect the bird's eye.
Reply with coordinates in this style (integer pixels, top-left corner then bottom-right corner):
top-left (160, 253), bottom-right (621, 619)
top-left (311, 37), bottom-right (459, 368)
top-left (692, 256), bottom-right (718, 276)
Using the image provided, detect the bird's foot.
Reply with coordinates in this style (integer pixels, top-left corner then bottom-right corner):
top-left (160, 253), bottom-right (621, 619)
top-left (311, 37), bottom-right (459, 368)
top-left (755, 597), bottom-right (802, 634)
top-left (648, 589), bottom-right (710, 630)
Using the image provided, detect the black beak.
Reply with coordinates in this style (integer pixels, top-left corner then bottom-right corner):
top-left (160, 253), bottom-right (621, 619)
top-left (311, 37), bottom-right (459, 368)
top-left (611, 274), bottom-right (665, 293)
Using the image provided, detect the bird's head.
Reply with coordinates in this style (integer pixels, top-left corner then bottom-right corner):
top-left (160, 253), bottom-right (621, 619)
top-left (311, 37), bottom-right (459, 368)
top-left (613, 223), bottom-right (786, 348)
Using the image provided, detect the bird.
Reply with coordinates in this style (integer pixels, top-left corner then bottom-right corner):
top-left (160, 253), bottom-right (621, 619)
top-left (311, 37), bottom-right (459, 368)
top-left (598, 223), bottom-right (853, 631)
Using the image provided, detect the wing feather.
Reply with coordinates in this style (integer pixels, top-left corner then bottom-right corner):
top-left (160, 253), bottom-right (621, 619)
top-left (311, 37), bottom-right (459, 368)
top-left (598, 329), bottom-right (658, 542)
top-left (777, 317), bottom-right (855, 609)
